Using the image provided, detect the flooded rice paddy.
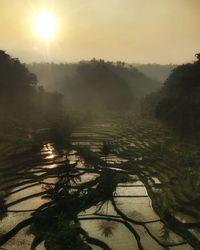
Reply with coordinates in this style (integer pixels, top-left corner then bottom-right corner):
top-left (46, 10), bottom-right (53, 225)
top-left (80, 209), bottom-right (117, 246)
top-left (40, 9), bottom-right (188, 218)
top-left (0, 117), bottom-right (199, 249)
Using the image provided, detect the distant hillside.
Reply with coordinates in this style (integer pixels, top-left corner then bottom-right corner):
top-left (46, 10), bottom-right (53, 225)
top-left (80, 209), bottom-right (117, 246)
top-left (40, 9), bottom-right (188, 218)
top-left (28, 60), bottom-right (161, 111)
top-left (27, 63), bottom-right (76, 92)
top-left (133, 64), bottom-right (177, 83)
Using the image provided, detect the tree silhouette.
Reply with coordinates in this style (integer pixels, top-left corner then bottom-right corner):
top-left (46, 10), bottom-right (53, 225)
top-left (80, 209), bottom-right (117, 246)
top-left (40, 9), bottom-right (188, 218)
top-left (154, 53), bottom-right (200, 136)
top-left (0, 50), bottom-right (37, 95)
top-left (0, 50), bottom-right (63, 128)
top-left (0, 50), bottom-right (38, 119)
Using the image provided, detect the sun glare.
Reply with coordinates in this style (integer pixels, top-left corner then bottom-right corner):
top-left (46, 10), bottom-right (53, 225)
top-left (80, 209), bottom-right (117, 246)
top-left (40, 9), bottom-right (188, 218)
top-left (35, 11), bottom-right (56, 41)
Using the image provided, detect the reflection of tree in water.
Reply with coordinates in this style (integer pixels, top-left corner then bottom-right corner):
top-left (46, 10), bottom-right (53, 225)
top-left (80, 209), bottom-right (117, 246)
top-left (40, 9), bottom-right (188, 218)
top-left (0, 142), bottom-right (199, 250)
top-left (0, 147), bottom-right (119, 249)
top-left (30, 212), bottom-right (92, 250)
top-left (0, 191), bottom-right (7, 220)
top-left (160, 225), bottom-right (171, 243)
top-left (98, 221), bottom-right (118, 237)
top-left (130, 209), bottom-right (143, 221)
top-left (102, 141), bottom-right (112, 159)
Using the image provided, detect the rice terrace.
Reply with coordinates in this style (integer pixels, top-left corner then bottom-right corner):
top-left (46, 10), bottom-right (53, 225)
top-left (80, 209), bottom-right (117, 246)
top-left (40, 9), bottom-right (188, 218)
top-left (0, 1), bottom-right (200, 249)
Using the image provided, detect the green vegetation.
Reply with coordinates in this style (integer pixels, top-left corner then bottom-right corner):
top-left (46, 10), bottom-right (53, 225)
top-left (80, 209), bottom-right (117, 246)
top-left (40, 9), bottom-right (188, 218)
top-left (28, 59), bottom-right (160, 112)
top-left (143, 53), bottom-right (200, 140)
top-left (1, 114), bottom-right (200, 249)
top-left (0, 50), bottom-right (69, 152)
top-left (1, 50), bottom-right (200, 249)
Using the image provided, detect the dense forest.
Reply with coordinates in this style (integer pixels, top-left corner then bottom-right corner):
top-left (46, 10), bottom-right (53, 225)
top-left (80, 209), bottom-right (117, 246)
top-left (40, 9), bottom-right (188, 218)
top-left (1, 49), bottom-right (200, 142)
top-left (1, 50), bottom-right (200, 249)
top-left (1, 0), bottom-right (200, 248)
top-left (142, 53), bottom-right (200, 138)
top-left (0, 50), bottom-right (67, 148)
top-left (28, 60), bottom-right (161, 112)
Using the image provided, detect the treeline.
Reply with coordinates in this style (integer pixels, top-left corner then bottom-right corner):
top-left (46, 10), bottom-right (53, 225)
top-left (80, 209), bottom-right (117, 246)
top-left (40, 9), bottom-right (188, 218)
top-left (142, 53), bottom-right (200, 138)
top-left (0, 50), bottom-right (63, 144)
top-left (28, 59), bottom-right (160, 112)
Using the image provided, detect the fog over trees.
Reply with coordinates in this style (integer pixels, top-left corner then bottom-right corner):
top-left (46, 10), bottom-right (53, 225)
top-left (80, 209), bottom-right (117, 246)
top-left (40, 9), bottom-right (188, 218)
top-left (133, 64), bottom-right (177, 83)
top-left (28, 59), bottom-right (162, 112)
top-left (1, 0), bottom-right (200, 248)
top-left (142, 53), bottom-right (200, 138)
top-left (0, 50), bottom-right (64, 146)
top-left (1, 50), bottom-right (200, 250)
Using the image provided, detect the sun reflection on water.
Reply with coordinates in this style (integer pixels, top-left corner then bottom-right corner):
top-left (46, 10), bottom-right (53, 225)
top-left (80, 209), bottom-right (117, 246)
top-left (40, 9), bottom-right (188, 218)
top-left (41, 143), bottom-right (56, 160)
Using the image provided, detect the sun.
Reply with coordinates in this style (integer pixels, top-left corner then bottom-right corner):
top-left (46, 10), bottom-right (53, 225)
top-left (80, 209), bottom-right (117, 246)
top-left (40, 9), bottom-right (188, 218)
top-left (35, 11), bottom-right (56, 41)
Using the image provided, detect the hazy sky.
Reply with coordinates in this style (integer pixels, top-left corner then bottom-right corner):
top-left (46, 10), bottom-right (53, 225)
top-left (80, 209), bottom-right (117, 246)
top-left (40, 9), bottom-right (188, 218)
top-left (0, 0), bottom-right (200, 64)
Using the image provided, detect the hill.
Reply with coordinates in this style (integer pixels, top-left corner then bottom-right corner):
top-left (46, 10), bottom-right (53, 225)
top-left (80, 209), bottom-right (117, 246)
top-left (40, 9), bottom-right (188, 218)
top-left (28, 60), bottom-right (160, 112)
top-left (133, 63), bottom-right (177, 83)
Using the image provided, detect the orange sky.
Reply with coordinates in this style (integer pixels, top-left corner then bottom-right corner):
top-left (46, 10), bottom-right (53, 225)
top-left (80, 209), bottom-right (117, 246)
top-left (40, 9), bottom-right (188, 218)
top-left (0, 0), bottom-right (200, 64)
